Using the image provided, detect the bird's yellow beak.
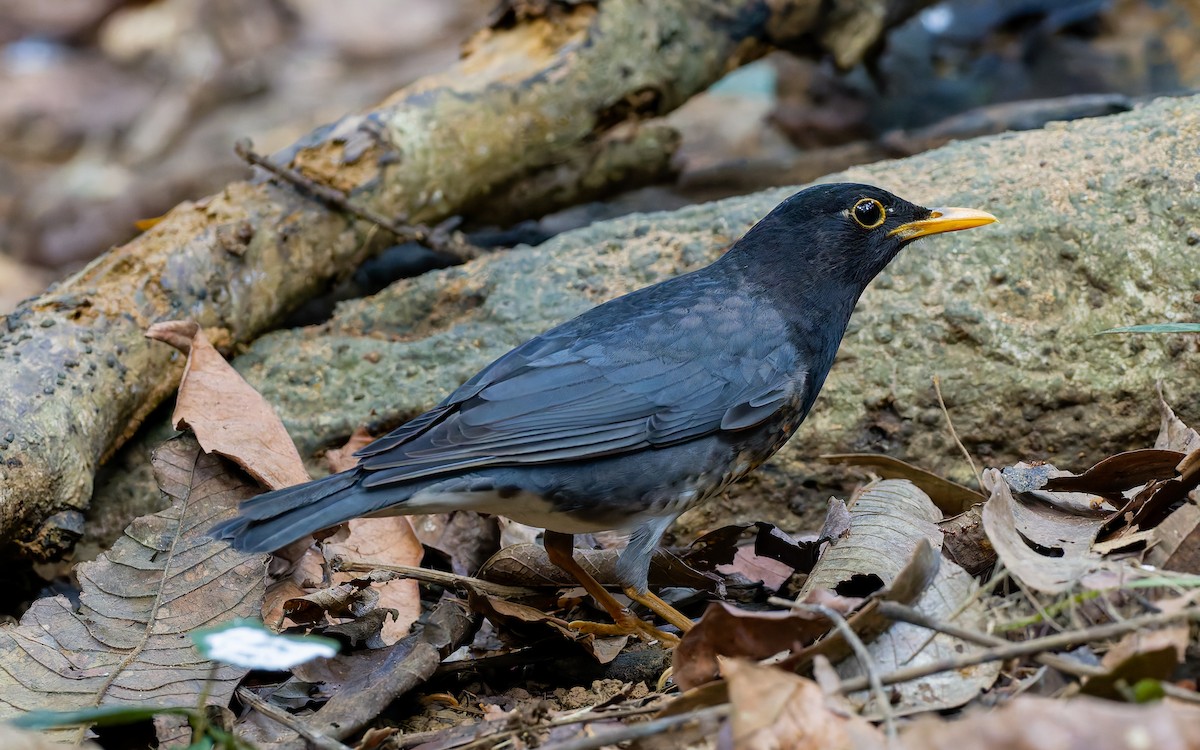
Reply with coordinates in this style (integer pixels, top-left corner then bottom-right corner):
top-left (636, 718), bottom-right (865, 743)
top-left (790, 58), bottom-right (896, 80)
top-left (888, 207), bottom-right (998, 241)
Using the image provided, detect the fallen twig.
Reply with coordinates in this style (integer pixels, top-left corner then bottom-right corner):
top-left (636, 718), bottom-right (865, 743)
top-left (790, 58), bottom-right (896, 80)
top-left (332, 558), bottom-right (540, 599)
top-left (878, 601), bottom-right (1107, 678)
top-left (933, 374), bottom-right (982, 489)
top-left (236, 687), bottom-right (352, 750)
top-left (838, 606), bottom-right (1200, 694)
top-left (235, 139), bottom-right (483, 263)
top-left (788, 601), bottom-right (896, 742)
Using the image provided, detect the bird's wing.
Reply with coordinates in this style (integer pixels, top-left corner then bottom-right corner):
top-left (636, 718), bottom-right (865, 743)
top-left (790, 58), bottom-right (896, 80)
top-left (355, 283), bottom-right (804, 486)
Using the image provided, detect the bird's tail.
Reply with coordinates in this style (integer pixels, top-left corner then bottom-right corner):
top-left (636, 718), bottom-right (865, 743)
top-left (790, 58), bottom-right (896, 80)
top-left (211, 470), bottom-right (398, 553)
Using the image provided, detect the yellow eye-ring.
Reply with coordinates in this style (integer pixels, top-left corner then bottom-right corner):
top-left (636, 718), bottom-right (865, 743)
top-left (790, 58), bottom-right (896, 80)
top-left (851, 198), bottom-right (885, 229)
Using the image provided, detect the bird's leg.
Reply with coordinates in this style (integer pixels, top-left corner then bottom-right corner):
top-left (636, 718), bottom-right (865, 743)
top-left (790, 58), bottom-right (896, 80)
top-left (542, 531), bottom-right (679, 645)
top-left (623, 587), bottom-right (694, 633)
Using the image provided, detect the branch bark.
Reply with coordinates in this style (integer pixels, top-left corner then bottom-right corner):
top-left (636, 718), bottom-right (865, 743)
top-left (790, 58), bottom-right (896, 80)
top-left (0, 0), bottom-right (927, 559)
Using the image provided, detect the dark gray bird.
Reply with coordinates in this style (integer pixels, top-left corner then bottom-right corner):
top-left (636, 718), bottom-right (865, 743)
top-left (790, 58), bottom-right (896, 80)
top-left (214, 183), bottom-right (995, 640)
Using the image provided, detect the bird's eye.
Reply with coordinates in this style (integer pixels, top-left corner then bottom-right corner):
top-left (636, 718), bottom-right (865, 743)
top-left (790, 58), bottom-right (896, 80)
top-left (851, 198), bottom-right (885, 229)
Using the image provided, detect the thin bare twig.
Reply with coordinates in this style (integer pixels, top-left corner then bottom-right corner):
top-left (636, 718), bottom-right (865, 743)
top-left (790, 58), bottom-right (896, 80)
top-left (791, 601), bottom-right (896, 743)
top-left (902, 564), bottom-right (1011, 666)
top-left (839, 607), bottom-right (1200, 694)
top-left (333, 558), bottom-right (539, 599)
top-left (878, 601), bottom-right (1107, 678)
top-left (932, 375), bottom-right (982, 489)
top-left (234, 139), bottom-right (483, 263)
top-left (236, 687), bottom-right (352, 750)
top-left (1161, 682), bottom-right (1200, 704)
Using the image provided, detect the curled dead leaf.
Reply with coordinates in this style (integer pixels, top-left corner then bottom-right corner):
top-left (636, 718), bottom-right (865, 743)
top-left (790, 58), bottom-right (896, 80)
top-left (983, 469), bottom-right (1116, 594)
top-left (799, 480), bottom-right (942, 600)
top-left (468, 591), bottom-right (627, 664)
top-left (147, 319), bottom-right (309, 490)
top-left (1042, 449), bottom-right (1183, 495)
top-left (323, 516), bottom-right (424, 645)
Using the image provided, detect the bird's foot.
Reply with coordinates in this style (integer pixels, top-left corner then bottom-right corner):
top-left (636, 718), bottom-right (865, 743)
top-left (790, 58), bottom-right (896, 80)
top-left (568, 612), bottom-right (681, 647)
top-left (623, 587), bottom-right (694, 633)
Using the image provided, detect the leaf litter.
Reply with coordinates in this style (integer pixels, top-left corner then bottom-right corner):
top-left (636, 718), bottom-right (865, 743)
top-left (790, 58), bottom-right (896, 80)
top-left (0, 437), bottom-right (266, 742)
top-left (9, 321), bottom-right (1200, 748)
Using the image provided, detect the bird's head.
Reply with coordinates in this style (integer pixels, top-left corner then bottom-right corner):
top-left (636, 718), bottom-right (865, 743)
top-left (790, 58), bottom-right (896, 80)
top-left (731, 183), bottom-right (997, 291)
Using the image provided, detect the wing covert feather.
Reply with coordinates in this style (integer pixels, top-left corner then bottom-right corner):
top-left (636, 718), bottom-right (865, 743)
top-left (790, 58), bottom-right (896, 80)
top-left (355, 275), bottom-right (807, 483)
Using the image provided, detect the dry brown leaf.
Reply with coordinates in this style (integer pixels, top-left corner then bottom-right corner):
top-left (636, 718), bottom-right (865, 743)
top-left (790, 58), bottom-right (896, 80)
top-left (323, 517), bottom-right (424, 645)
top-left (675, 539), bottom-right (943, 690)
top-left (681, 520), bottom-right (820, 578)
top-left (257, 430), bottom-right (424, 644)
top-left (783, 540), bottom-right (940, 674)
top-left (262, 549), bottom-right (326, 629)
top-left (673, 597), bottom-right (851, 691)
top-left (325, 609), bottom-right (400, 648)
top-left (1146, 396), bottom-right (1200, 572)
top-left (468, 592), bottom-right (627, 663)
top-left (836, 558), bottom-right (1000, 716)
top-left (1156, 389), bottom-right (1200, 454)
top-left (982, 469), bottom-right (1113, 594)
top-left (325, 425), bottom-right (376, 472)
top-left (723, 545), bottom-right (795, 590)
top-left (1001, 462), bottom-right (1115, 515)
top-left (1082, 593), bottom-right (1194, 699)
top-left (1103, 397), bottom-right (1200, 547)
top-left (683, 522), bottom-right (821, 588)
top-left (0, 437), bottom-right (266, 739)
top-left (823, 453), bottom-right (985, 515)
top-left (1149, 503), bottom-right (1200, 573)
top-left (899, 695), bottom-right (1200, 750)
top-left (1082, 629), bottom-right (1189, 699)
top-left (1043, 449), bottom-right (1183, 495)
top-left (723, 659), bottom-right (885, 750)
top-left (147, 319), bottom-right (309, 489)
top-left (939, 506), bottom-right (994, 576)
top-left (799, 479), bottom-right (943, 600)
top-left (410, 511), bottom-right (501, 577)
top-left (284, 579), bottom-right (377, 624)
top-left (321, 431), bottom-right (426, 644)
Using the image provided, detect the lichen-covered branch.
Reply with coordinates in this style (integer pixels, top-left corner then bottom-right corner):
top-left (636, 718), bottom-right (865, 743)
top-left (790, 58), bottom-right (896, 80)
top-left (0, 0), bottom-right (928, 559)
